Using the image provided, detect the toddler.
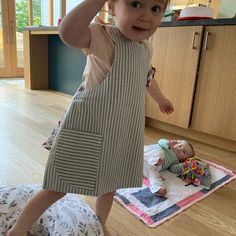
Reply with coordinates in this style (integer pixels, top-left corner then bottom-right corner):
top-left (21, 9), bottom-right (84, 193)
top-left (7, 0), bottom-right (172, 235)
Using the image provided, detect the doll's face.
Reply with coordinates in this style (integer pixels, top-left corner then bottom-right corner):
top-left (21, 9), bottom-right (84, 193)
top-left (169, 140), bottom-right (194, 161)
top-left (108, 0), bottom-right (167, 42)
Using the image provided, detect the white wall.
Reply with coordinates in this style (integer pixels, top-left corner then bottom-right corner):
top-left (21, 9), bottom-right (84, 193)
top-left (41, 0), bottom-right (83, 26)
top-left (217, 0), bottom-right (236, 18)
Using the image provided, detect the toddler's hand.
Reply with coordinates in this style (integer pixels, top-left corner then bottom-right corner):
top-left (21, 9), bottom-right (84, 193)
top-left (159, 98), bottom-right (174, 115)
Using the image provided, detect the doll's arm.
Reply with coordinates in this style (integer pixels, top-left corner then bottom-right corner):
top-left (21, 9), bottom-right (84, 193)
top-left (169, 163), bottom-right (184, 174)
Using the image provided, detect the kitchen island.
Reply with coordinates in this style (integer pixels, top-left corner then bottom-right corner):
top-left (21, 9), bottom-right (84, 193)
top-left (23, 28), bottom-right (86, 95)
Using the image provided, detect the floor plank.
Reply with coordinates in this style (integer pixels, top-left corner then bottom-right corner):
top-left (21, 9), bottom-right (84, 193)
top-left (1, 79), bottom-right (236, 235)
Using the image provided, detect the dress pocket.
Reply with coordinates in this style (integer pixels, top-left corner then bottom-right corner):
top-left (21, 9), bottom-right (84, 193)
top-left (53, 129), bottom-right (102, 192)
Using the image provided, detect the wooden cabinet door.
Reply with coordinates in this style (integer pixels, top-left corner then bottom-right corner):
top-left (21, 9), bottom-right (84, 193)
top-left (191, 25), bottom-right (236, 141)
top-left (146, 26), bottom-right (203, 128)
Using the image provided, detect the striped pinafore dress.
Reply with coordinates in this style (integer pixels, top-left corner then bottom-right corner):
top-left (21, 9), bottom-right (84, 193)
top-left (43, 26), bottom-right (150, 196)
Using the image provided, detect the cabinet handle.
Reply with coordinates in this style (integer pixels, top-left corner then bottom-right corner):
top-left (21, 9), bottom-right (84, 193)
top-left (191, 32), bottom-right (198, 50)
top-left (204, 31), bottom-right (210, 50)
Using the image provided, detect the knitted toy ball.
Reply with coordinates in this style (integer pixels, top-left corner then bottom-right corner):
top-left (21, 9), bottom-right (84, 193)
top-left (181, 157), bottom-right (206, 183)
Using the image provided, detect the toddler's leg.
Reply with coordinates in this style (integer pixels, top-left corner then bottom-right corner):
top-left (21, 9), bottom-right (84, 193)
top-left (95, 191), bottom-right (115, 236)
top-left (6, 189), bottom-right (65, 236)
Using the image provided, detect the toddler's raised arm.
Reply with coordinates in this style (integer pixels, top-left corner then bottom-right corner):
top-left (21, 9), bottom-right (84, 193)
top-left (59, 0), bottom-right (106, 49)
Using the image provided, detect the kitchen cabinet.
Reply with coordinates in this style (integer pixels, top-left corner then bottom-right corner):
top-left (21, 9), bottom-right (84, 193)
top-left (146, 26), bottom-right (203, 128)
top-left (146, 24), bottom-right (236, 142)
top-left (191, 25), bottom-right (236, 141)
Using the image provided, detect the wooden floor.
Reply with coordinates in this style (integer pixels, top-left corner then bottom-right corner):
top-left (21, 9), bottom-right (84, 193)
top-left (1, 79), bottom-right (236, 236)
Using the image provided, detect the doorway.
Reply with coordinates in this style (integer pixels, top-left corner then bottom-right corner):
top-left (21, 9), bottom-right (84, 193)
top-left (0, 0), bottom-right (24, 78)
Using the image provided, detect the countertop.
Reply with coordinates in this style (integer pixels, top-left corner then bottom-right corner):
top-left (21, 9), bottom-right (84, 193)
top-left (22, 26), bottom-right (58, 31)
top-left (21, 18), bottom-right (236, 33)
top-left (160, 18), bottom-right (236, 27)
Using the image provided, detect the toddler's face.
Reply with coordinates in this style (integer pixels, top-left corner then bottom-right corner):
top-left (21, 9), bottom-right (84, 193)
top-left (169, 140), bottom-right (194, 161)
top-left (108, 0), bottom-right (167, 42)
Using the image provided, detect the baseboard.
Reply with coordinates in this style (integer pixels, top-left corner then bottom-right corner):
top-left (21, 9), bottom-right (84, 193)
top-left (146, 118), bottom-right (236, 153)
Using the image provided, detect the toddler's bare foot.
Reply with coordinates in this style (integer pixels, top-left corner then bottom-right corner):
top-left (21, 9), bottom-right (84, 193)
top-left (155, 188), bottom-right (167, 196)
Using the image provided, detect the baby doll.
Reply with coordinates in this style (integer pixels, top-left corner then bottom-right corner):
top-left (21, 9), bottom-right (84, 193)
top-left (143, 138), bottom-right (195, 196)
top-left (144, 139), bottom-right (211, 196)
